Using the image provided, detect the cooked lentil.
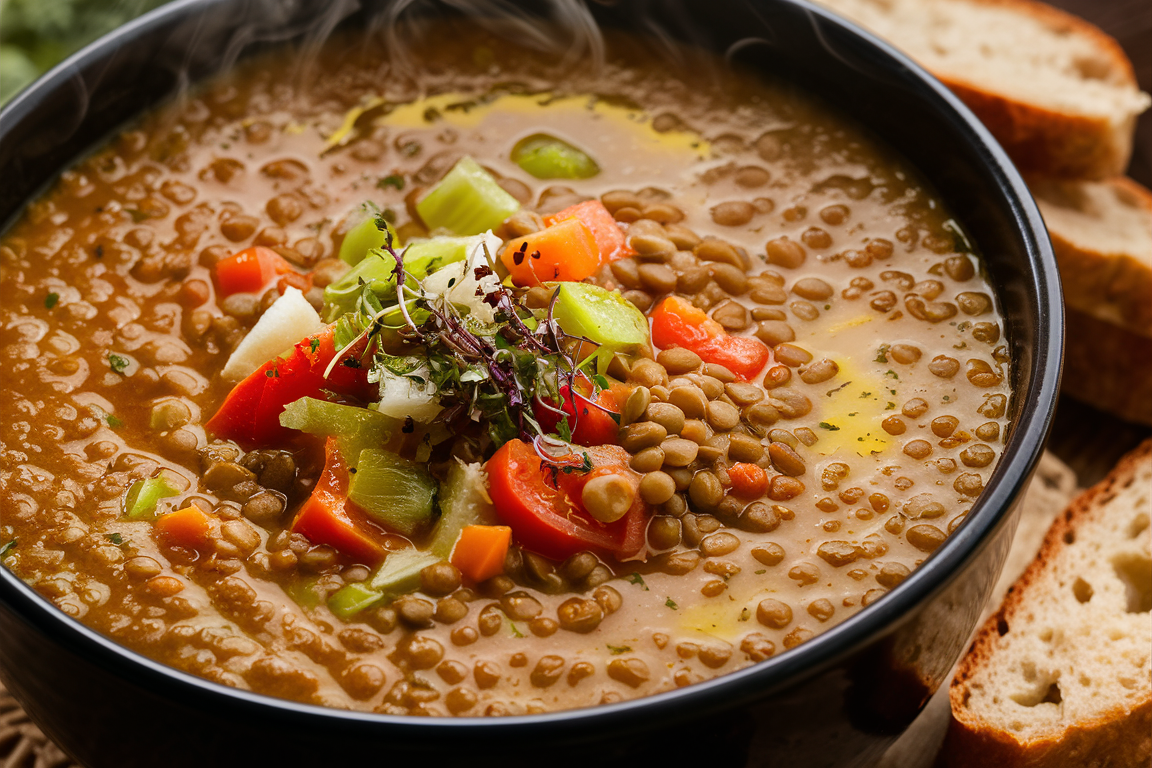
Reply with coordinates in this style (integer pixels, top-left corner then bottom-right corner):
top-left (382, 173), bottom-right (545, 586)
top-left (0, 23), bottom-right (1011, 720)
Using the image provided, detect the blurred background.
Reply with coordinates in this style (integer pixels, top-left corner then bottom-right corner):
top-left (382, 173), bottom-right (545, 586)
top-left (1, 0), bottom-right (1148, 186)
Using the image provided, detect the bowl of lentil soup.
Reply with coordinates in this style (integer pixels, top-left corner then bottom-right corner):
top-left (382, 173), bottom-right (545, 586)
top-left (0, 0), bottom-right (1062, 765)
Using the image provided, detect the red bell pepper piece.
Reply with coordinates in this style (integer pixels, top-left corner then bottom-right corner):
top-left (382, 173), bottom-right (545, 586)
top-left (485, 439), bottom-right (648, 561)
top-left (544, 200), bottom-right (635, 264)
top-left (290, 437), bottom-right (386, 565)
top-left (214, 246), bottom-right (297, 297)
top-left (649, 295), bottom-right (772, 381)
top-left (205, 325), bottom-right (375, 449)
top-left (535, 376), bottom-right (626, 447)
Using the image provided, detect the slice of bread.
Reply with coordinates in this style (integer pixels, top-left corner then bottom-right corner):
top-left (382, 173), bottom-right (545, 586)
top-left (1062, 307), bottom-right (1152, 427)
top-left (941, 439), bottom-right (1152, 767)
top-left (815, 0), bottom-right (1151, 180)
top-left (1031, 176), bottom-right (1152, 338)
top-left (1031, 176), bottom-right (1152, 425)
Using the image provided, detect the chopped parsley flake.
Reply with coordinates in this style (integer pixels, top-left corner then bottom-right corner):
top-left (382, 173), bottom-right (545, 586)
top-left (555, 417), bottom-right (573, 443)
top-left (754, 569), bottom-right (766, 575)
top-left (108, 353), bottom-right (130, 373)
top-left (885, 370), bottom-right (899, 379)
top-left (44, 292), bottom-right (59, 309)
top-left (886, 402), bottom-right (896, 410)
top-left (310, 338), bottom-right (320, 353)
top-left (607, 644), bottom-right (632, 655)
top-left (106, 533), bottom-right (124, 545)
top-left (105, 414), bottom-right (124, 428)
top-left (626, 573), bottom-right (648, 590)
top-left (664, 598), bottom-right (678, 610)
top-left (377, 174), bottom-right (405, 190)
top-left (874, 345), bottom-right (890, 363)
top-left (859, 391), bottom-right (872, 398)
top-left (818, 422), bottom-right (840, 431)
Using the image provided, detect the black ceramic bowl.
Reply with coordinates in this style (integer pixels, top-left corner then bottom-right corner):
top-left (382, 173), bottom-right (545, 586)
top-left (0, 1), bottom-right (1062, 766)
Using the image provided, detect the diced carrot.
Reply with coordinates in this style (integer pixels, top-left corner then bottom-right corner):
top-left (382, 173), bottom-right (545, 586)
top-left (277, 271), bottom-right (313, 295)
top-left (649, 295), bottom-right (772, 381)
top-left (544, 200), bottom-right (634, 263)
top-left (450, 525), bottom-right (512, 582)
top-left (154, 504), bottom-right (214, 551)
top-left (215, 246), bottom-right (296, 296)
top-left (290, 438), bottom-right (386, 565)
top-left (727, 462), bottom-right (769, 499)
top-left (500, 219), bottom-right (600, 287)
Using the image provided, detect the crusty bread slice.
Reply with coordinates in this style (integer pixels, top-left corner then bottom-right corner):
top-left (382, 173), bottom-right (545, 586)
top-left (1031, 176), bottom-right (1152, 338)
top-left (941, 439), bottom-right (1152, 767)
top-left (814, 0), bottom-right (1151, 179)
top-left (1061, 307), bottom-right (1152, 427)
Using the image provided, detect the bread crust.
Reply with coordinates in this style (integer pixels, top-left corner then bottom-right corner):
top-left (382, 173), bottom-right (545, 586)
top-left (949, 0), bottom-right (1143, 180)
top-left (819, 0), bottom-right (1147, 179)
top-left (1035, 177), bottom-right (1152, 338)
top-left (1061, 307), bottom-right (1152, 427)
top-left (941, 440), bottom-right (1152, 767)
top-left (942, 77), bottom-right (1138, 181)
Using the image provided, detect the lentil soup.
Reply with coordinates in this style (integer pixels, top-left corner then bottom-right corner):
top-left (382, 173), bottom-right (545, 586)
top-left (0, 26), bottom-right (1011, 716)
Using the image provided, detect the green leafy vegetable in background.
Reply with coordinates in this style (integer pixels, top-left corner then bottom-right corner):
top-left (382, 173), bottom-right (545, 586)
top-left (0, 0), bottom-right (173, 104)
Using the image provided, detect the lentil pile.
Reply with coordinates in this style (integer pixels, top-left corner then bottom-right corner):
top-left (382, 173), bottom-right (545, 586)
top-left (0, 27), bottom-right (1011, 715)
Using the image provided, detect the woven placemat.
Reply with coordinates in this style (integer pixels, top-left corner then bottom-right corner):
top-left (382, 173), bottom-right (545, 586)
top-left (0, 684), bottom-right (80, 768)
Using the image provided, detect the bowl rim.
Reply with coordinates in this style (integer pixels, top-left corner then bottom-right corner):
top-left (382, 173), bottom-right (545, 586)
top-left (0, 0), bottom-right (1063, 737)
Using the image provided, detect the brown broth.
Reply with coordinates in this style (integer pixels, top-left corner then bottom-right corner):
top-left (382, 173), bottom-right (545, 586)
top-left (0, 26), bottom-right (1010, 714)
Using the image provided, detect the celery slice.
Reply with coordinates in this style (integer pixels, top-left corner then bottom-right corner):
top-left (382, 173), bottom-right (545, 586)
top-left (367, 549), bottom-right (441, 592)
top-left (402, 237), bottom-right (470, 277)
top-left (279, 397), bottom-right (400, 462)
top-left (347, 448), bottom-right (437, 536)
top-left (323, 251), bottom-right (399, 322)
top-left (339, 204), bottom-right (398, 266)
top-left (124, 477), bottom-right (179, 520)
top-left (428, 461), bottom-right (498, 559)
top-left (552, 282), bottom-right (651, 370)
top-left (327, 549), bottom-right (441, 620)
top-left (511, 134), bottom-right (600, 180)
top-left (328, 582), bottom-right (383, 620)
top-left (415, 156), bottom-right (520, 236)
top-left (323, 238), bottom-right (472, 323)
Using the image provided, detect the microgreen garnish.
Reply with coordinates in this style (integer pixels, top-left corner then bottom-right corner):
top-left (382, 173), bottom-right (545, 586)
top-left (45, 292), bottom-right (59, 309)
top-left (310, 338), bottom-right (320, 353)
top-left (325, 220), bottom-right (611, 466)
top-left (377, 174), bottom-right (405, 190)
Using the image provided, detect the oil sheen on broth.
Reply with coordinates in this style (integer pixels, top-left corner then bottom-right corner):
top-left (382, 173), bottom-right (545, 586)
top-left (0, 27), bottom-right (1011, 715)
